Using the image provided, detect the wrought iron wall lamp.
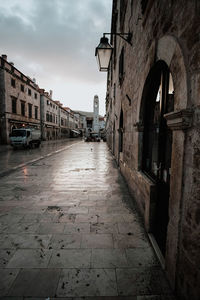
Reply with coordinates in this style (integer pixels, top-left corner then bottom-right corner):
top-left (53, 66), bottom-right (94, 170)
top-left (95, 32), bottom-right (132, 72)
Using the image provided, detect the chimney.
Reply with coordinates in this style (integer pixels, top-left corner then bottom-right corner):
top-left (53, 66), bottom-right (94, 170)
top-left (49, 90), bottom-right (53, 99)
top-left (39, 88), bottom-right (45, 94)
top-left (2, 54), bottom-right (7, 61)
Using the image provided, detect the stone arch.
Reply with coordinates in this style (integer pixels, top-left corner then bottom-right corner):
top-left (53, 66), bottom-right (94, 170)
top-left (156, 35), bottom-right (188, 110)
top-left (137, 35), bottom-right (188, 164)
top-left (137, 35), bottom-right (190, 288)
top-left (138, 35), bottom-right (188, 124)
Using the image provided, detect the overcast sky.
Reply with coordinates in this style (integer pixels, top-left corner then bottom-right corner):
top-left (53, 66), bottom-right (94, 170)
top-left (0, 0), bottom-right (112, 115)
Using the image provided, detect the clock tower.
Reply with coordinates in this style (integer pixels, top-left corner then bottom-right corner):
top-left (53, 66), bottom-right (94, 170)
top-left (93, 95), bottom-right (99, 133)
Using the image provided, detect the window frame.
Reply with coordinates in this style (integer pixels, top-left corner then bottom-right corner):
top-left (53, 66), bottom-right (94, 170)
top-left (28, 103), bottom-right (32, 118)
top-left (35, 106), bottom-right (38, 119)
top-left (21, 84), bottom-right (24, 92)
top-left (11, 97), bottom-right (17, 114)
top-left (11, 78), bottom-right (16, 88)
top-left (21, 101), bottom-right (25, 116)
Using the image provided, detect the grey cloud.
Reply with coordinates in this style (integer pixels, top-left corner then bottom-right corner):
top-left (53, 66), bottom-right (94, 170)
top-left (0, 0), bottom-right (112, 83)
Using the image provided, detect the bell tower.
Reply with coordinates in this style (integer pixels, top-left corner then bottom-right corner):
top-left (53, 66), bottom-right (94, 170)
top-left (93, 95), bottom-right (99, 133)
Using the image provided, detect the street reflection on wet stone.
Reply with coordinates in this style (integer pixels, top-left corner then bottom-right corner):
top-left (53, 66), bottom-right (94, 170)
top-left (0, 141), bottom-right (175, 299)
top-left (0, 139), bottom-right (81, 176)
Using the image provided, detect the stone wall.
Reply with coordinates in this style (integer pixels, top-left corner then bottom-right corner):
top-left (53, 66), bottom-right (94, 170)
top-left (0, 68), bottom-right (6, 143)
top-left (106, 1), bottom-right (200, 299)
top-left (4, 71), bottom-right (41, 122)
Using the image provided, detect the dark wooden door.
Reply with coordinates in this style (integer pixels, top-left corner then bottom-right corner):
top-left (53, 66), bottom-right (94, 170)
top-left (142, 62), bottom-right (174, 256)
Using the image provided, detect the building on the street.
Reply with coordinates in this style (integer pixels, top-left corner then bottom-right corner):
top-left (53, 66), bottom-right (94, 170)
top-left (65, 107), bottom-right (80, 137)
top-left (59, 104), bottom-right (70, 139)
top-left (74, 95), bottom-right (105, 137)
top-left (74, 111), bottom-right (86, 136)
top-left (104, 1), bottom-right (200, 299)
top-left (74, 110), bottom-right (105, 137)
top-left (0, 55), bottom-right (40, 144)
top-left (0, 55), bottom-right (83, 144)
top-left (40, 89), bottom-right (60, 140)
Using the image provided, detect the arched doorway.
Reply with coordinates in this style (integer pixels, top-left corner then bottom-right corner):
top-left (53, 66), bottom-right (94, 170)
top-left (142, 61), bottom-right (174, 256)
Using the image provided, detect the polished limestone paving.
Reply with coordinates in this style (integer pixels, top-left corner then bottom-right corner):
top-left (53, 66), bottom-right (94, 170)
top-left (0, 142), bottom-right (175, 299)
top-left (0, 139), bottom-right (81, 176)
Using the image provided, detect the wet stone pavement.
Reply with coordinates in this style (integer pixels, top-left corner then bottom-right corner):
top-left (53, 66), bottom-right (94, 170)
top-left (0, 139), bottom-right (82, 177)
top-left (0, 141), bottom-right (175, 300)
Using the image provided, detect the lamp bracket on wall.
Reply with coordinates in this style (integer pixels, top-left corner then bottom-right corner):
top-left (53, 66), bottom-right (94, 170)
top-left (103, 32), bottom-right (132, 45)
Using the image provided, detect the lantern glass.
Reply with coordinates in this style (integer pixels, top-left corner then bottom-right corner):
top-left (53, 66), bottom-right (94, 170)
top-left (95, 37), bottom-right (113, 71)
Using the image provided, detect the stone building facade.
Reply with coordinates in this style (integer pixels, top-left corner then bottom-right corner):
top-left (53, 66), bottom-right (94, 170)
top-left (59, 105), bottom-right (70, 138)
top-left (74, 110), bottom-right (105, 137)
top-left (64, 107), bottom-right (81, 136)
top-left (74, 111), bottom-right (86, 135)
top-left (68, 109), bottom-right (76, 129)
top-left (40, 90), bottom-right (60, 140)
top-left (106, 1), bottom-right (200, 299)
top-left (0, 55), bottom-right (40, 144)
top-left (0, 55), bottom-right (81, 144)
top-left (74, 95), bottom-right (105, 137)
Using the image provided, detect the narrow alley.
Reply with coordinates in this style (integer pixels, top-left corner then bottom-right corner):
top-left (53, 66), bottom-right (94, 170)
top-left (0, 141), bottom-right (174, 299)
